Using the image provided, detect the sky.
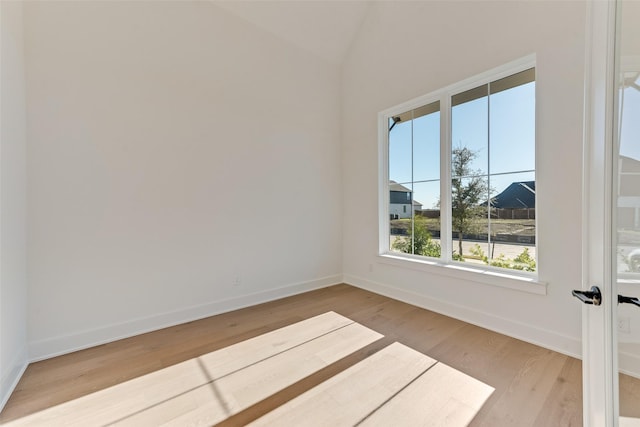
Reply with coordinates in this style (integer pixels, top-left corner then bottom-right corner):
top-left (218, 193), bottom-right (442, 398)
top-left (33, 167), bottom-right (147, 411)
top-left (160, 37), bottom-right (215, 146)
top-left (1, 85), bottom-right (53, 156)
top-left (389, 82), bottom-right (536, 211)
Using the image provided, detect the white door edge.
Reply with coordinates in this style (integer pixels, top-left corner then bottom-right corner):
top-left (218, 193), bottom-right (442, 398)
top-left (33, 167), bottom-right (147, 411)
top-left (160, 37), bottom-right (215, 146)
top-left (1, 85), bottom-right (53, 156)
top-left (582, 0), bottom-right (619, 425)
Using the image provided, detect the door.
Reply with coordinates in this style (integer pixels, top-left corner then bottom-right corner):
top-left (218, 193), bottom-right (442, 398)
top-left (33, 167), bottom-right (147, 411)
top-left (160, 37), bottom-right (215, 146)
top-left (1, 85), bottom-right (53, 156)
top-left (615, 0), bottom-right (640, 424)
top-left (580, 1), bottom-right (640, 425)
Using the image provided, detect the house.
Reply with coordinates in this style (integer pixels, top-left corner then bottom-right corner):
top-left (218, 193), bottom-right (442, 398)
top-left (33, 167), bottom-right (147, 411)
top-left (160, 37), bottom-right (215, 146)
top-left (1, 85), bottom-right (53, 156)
top-left (0, 0), bottom-right (635, 423)
top-left (488, 181), bottom-right (536, 219)
top-left (389, 181), bottom-right (422, 219)
top-left (490, 181), bottom-right (536, 209)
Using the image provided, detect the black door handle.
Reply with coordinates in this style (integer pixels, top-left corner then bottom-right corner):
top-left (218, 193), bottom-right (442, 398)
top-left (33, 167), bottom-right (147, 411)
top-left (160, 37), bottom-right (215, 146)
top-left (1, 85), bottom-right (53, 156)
top-left (618, 294), bottom-right (640, 308)
top-left (572, 286), bottom-right (602, 306)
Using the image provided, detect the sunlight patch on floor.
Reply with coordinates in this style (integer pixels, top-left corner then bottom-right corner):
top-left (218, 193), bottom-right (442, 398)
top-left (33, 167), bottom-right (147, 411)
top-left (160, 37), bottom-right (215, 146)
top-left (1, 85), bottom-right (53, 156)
top-left (5, 311), bottom-right (494, 426)
top-left (5, 312), bottom-right (381, 426)
top-left (250, 342), bottom-right (494, 426)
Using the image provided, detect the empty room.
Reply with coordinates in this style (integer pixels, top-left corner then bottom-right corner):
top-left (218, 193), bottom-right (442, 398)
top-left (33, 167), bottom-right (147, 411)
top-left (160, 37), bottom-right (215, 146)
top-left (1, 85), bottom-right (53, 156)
top-left (1, 0), bottom-right (639, 425)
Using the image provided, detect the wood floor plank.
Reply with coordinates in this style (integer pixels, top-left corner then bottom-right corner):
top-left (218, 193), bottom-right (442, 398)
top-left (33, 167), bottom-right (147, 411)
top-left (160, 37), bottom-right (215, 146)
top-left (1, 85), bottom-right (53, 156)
top-left (248, 342), bottom-right (436, 427)
top-left (620, 372), bottom-right (640, 419)
top-left (360, 362), bottom-right (494, 426)
top-left (114, 322), bottom-right (382, 427)
top-left (469, 344), bottom-right (567, 427)
top-left (4, 312), bottom-right (382, 427)
top-left (5, 284), bottom-right (635, 426)
top-left (533, 356), bottom-right (583, 427)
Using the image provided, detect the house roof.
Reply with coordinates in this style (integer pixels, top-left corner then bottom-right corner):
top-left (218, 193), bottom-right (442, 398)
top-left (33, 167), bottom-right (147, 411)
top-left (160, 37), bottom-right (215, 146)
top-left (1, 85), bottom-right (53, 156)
top-left (621, 155), bottom-right (640, 173)
top-left (389, 181), bottom-right (411, 193)
top-left (490, 181), bottom-right (535, 209)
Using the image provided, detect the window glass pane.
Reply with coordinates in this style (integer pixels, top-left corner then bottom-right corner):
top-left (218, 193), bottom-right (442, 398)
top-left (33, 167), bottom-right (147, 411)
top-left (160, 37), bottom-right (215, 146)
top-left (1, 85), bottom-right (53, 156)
top-left (389, 118), bottom-right (412, 184)
top-left (489, 81), bottom-right (536, 175)
top-left (451, 176), bottom-right (490, 262)
top-left (489, 171), bottom-right (535, 209)
top-left (413, 180), bottom-right (440, 212)
top-left (413, 111), bottom-right (440, 182)
top-left (618, 77), bottom-right (640, 275)
top-left (452, 94), bottom-right (488, 177)
top-left (450, 75), bottom-right (536, 272)
top-left (466, 216), bottom-right (490, 266)
top-left (488, 171), bottom-right (536, 272)
top-left (389, 181), bottom-right (413, 254)
top-left (412, 180), bottom-right (441, 258)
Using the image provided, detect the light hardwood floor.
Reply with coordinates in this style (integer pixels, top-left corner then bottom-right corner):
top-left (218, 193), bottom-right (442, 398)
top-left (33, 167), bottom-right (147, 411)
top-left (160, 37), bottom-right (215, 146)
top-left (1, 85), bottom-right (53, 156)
top-left (1, 284), bottom-right (639, 426)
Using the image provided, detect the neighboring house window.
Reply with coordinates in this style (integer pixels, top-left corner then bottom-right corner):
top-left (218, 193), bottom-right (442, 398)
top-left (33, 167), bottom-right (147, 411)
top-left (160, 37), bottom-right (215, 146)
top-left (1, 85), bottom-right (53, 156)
top-left (382, 58), bottom-right (536, 274)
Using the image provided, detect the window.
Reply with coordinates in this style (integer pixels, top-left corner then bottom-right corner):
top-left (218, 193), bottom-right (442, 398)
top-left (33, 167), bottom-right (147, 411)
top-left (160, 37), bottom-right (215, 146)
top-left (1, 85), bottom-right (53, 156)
top-left (617, 68), bottom-right (640, 281)
top-left (382, 58), bottom-right (536, 275)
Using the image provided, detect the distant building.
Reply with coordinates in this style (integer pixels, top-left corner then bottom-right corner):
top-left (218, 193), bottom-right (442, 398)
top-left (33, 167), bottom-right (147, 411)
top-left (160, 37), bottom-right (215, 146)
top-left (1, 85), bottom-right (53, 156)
top-left (389, 181), bottom-right (422, 219)
top-left (490, 181), bottom-right (535, 209)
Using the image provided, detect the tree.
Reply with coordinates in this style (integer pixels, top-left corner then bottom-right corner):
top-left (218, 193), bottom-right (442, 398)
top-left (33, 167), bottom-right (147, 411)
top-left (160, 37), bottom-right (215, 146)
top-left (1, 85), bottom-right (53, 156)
top-left (392, 216), bottom-right (441, 257)
top-left (451, 147), bottom-right (489, 257)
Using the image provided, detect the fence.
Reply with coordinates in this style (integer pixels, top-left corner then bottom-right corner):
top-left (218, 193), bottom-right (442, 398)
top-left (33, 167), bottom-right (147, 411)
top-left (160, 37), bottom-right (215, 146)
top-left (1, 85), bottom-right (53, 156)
top-left (415, 208), bottom-right (535, 220)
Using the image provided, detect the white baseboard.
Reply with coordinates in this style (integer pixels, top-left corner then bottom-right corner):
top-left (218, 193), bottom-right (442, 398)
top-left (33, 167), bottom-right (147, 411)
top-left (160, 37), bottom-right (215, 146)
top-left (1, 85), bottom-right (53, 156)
top-left (619, 349), bottom-right (640, 380)
top-left (0, 346), bottom-right (28, 414)
top-left (29, 275), bottom-right (342, 362)
top-left (343, 273), bottom-right (582, 360)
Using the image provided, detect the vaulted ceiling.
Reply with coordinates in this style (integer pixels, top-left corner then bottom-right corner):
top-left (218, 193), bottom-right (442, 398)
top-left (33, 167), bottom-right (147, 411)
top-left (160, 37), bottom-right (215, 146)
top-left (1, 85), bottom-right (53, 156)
top-left (213, 1), bottom-right (372, 65)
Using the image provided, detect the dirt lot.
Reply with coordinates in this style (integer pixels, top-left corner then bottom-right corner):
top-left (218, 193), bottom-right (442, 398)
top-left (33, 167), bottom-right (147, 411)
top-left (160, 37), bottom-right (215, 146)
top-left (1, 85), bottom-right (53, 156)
top-left (389, 218), bottom-right (536, 263)
top-left (390, 218), bottom-right (536, 237)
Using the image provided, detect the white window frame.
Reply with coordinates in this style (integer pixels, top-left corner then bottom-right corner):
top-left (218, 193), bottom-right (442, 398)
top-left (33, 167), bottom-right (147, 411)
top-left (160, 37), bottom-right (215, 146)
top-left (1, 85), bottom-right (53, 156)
top-left (378, 54), bottom-right (546, 295)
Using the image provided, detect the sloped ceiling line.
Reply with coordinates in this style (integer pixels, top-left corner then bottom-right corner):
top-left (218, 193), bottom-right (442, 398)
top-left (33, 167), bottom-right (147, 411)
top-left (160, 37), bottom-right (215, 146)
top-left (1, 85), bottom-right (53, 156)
top-left (211, 0), bottom-right (372, 66)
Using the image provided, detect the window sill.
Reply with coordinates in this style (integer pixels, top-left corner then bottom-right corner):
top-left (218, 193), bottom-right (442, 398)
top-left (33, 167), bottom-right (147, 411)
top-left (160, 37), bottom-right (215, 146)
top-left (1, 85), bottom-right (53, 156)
top-left (377, 253), bottom-right (547, 295)
top-left (618, 275), bottom-right (640, 285)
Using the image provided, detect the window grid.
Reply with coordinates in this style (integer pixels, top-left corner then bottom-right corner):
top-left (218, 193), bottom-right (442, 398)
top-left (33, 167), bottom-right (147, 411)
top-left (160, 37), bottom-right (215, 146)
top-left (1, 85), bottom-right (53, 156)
top-left (382, 59), bottom-right (536, 276)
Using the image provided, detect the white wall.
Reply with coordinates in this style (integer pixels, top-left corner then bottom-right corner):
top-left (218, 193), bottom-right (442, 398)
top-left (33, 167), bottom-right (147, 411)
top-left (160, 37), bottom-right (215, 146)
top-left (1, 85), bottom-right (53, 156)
top-left (342, 1), bottom-right (587, 356)
top-left (0, 0), bottom-right (29, 410)
top-left (10, 0), bottom-right (595, 369)
top-left (24, 1), bottom-right (343, 360)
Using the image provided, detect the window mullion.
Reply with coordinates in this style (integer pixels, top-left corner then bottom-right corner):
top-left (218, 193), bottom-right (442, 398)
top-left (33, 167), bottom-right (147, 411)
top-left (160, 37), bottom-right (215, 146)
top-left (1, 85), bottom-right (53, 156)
top-left (441, 94), bottom-right (452, 262)
top-left (380, 113), bottom-right (391, 255)
top-left (410, 111), bottom-right (415, 255)
top-left (487, 83), bottom-right (492, 260)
